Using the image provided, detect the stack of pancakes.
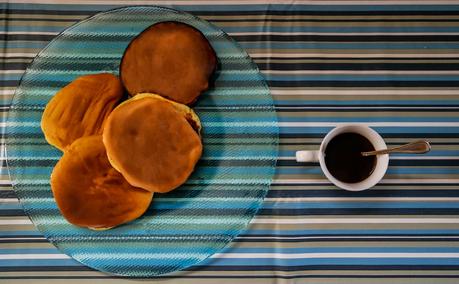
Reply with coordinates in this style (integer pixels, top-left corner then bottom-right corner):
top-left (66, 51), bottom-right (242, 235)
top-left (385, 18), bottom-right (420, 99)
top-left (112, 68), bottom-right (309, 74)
top-left (41, 22), bottom-right (217, 230)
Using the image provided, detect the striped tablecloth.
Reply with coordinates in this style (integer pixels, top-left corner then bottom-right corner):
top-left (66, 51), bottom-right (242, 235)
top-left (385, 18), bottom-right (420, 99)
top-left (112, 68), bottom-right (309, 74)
top-left (1, 1), bottom-right (459, 283)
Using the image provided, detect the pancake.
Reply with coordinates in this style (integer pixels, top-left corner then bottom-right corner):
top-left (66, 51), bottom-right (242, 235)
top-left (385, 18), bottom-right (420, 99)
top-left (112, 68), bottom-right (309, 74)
top-left (102, 93), bottom-right (202, 193)
top-left (51, 135), bottom-right (153, 230)
top-left (41, 73), bottom-right (124, 151)
top-left (120, 21), bottom-right (217, 105)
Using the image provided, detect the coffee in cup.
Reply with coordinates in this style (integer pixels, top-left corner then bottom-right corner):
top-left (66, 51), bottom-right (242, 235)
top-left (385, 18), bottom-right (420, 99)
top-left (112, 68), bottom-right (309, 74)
top-left (324, 132), bottom-right (376, 183)
top-left (296, 124), bottom-right (389, 191)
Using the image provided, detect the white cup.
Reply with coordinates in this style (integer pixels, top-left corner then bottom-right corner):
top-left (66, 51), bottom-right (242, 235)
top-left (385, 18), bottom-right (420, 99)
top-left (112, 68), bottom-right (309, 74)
top-left (295, 124), bottom-right (389, 191)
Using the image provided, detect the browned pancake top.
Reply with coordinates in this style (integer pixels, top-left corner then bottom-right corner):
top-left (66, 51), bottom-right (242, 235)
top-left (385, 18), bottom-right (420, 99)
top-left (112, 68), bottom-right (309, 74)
top-left (120, 21), bottom-right (216, 105)
top-left (41, 73), bottom-right (124, 151)
top-left (103, 94), bottom-right (202, 193)
top-left (51, 135), bottom-right (153, 229)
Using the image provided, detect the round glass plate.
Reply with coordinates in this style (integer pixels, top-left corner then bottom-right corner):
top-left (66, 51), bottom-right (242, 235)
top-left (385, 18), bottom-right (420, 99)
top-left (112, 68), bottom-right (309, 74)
top-left (5, 6), bottom-right (278, 277)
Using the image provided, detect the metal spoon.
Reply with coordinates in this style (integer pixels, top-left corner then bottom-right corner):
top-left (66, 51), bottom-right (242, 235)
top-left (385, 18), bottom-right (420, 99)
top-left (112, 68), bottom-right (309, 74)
top-left (361, 140), bottom-right (431, 157)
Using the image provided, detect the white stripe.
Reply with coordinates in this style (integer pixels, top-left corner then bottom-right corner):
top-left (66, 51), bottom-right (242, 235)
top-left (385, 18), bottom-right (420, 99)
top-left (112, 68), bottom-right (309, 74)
top-left (252, 218), bottom-right (459, 224)
top-left (0, 32), bottom-right (58, 35)
top-left (264, 197), bottom-right (459, 202)
top-left (0, 90), bottom-right (16, 96)
top-left (276, 106), bottom-right (459, 110)
top-left (0, 219), bottom-right (31, 225)
top-left (3, 122), bottom-right (40, 127)
top-left (213, 252), bottom-right (459, 259)
top-left (265, 70), bottom-right (459, 75)
top-left (235, 32), bottom-right (459, 36)
top-left (250, 53), bottom-right (459, 58)
top-left (278, 156), bottom-right (459, 160)
top-left (271, 89), bottom-right (459, 96)
top-left (0, 254), bottom-right (70, 260)
top-left (193, 106), bottom-right (459, 110)
top-left (238, 236), bottom-right (459, 240)
top-left (278, 122), bottom-right (459, 127)
top-left (272, 178), bottom-right (459, 184)
top-left (0, 198), bottom-right (19, 203)
top-left (0, 53), bottom-right (36, 58)
top-left (391, 156), bottom-right (459, 160)
top-left (0, 70), bottom-right (24, 75)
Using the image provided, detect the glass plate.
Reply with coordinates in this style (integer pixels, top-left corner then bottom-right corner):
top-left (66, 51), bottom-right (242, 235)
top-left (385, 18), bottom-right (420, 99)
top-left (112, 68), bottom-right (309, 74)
top-left (5, 6), bottom-right (278, 277)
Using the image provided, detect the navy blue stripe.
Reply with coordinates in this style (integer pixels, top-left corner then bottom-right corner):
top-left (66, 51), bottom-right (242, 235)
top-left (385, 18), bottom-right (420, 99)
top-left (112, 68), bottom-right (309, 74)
top-left (7, 8), bottom-right (459, 16)
top-left (188, 265), bottom-right (459, 271)
top-left (268, 190), bottom-right (459, 198)
top-left (269, 81), bottom-right (459, 87)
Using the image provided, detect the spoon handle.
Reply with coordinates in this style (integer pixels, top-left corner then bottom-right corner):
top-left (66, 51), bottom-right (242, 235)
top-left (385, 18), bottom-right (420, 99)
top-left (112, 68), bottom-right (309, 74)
top-left (362, 140), bottom-right (431, 156)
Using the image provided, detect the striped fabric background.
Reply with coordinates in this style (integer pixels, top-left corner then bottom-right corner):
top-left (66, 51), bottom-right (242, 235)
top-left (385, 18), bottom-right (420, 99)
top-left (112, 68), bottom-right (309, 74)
top-left (1, 1), bottom-right (459, 283)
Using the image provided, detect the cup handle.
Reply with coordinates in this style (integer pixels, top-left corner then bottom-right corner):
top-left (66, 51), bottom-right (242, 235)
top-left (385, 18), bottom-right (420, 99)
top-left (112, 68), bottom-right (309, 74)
top-left (296, 150), bottom-right (320, 163)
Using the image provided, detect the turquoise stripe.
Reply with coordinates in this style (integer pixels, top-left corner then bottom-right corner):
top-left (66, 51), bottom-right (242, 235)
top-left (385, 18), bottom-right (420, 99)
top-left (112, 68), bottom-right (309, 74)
top-left (0, 249), bottom-right (61, 254)
top-left (3, 42), bottom-right (49, 49)
top-left (11, 39), bottom-right (459, 51)
top-left (0, 231), bottom-right (45, 236)
top-left (6, 165), bottom-right (279, 175)
top-left (0, 26), bottom-right (67, 33)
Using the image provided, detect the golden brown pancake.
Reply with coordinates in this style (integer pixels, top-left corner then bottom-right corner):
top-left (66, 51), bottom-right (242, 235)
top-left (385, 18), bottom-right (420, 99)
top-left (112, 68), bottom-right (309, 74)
top-left (41, 73), bottom-right (124, 151)
top-left (102, 93), bottom-right (202, 193)
top-left (51, 135), bottom-right (153, 230)
top-left (120, 21), bottom-right (217, 105)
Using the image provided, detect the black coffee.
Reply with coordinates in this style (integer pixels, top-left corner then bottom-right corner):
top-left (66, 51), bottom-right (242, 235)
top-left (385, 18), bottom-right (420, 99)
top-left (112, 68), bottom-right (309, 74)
top-left (324, 132), bottom-right (376, 183)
